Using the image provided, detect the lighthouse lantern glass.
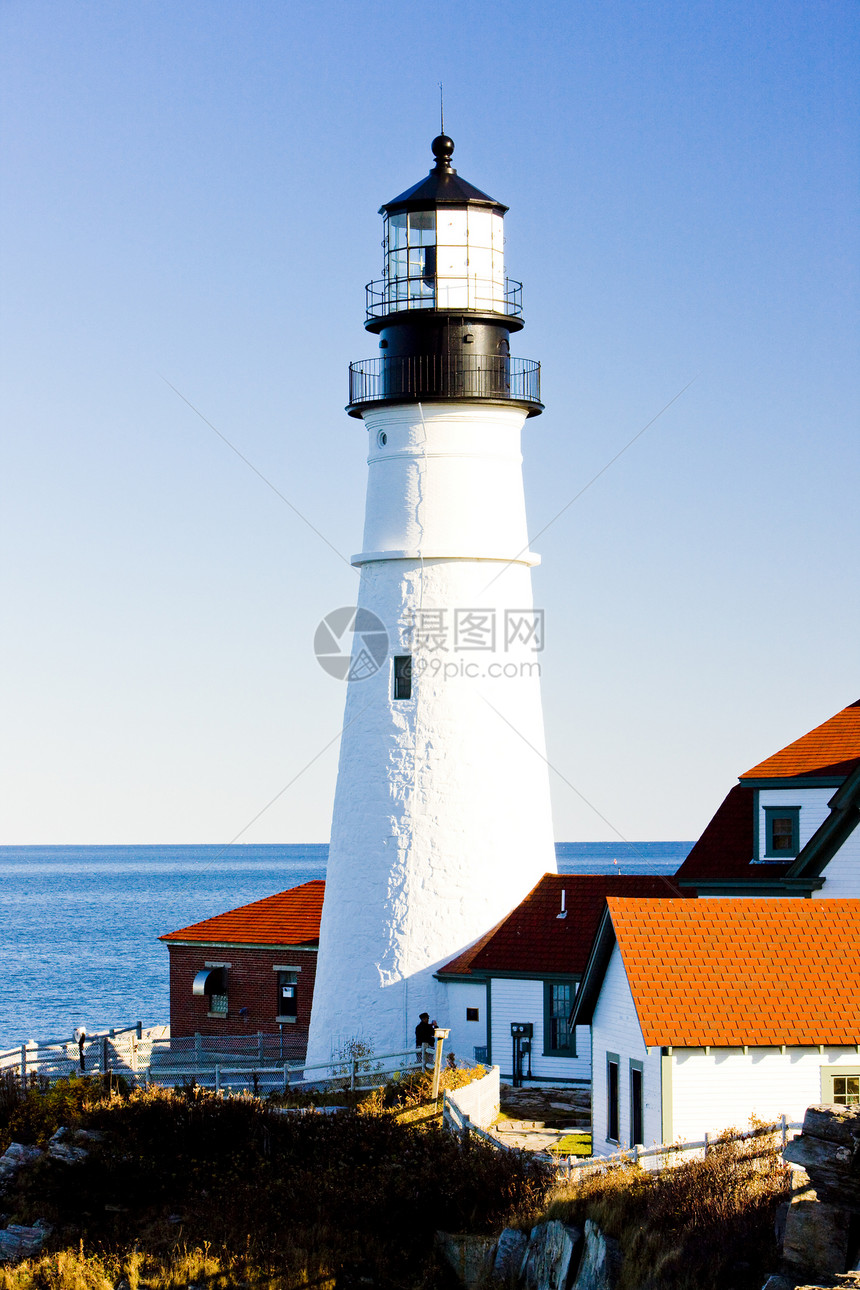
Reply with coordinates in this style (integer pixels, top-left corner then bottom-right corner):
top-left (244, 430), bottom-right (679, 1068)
top-left (383, 207), bottom-right (506, 314)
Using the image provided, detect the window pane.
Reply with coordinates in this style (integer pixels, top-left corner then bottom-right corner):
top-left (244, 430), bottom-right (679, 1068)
top-left (772, 818), bottom-right (794, 849)
top-left (278, 971), bottom-right (298, 1018)
top-left (389, 213), bottom-right (407, 248)
top-left (468, 208), bottom-right (492, 249)
top-left (408, 210), bottom-right (435, 245)
top-left (549, 984), bottom-right (571, 1050)
top-left (834, 1076), bottom-right (860, 1105)
top-left (393, 655), bottom-right (412, 700)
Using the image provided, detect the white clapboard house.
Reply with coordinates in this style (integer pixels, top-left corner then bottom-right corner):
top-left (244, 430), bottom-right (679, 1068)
top-left (433, 873), bottom-right (683, 1082)
top-left (572, 896), bottom-right (860, 1154)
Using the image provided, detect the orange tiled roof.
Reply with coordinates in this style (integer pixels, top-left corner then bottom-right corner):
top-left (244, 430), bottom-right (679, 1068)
top-left (741, 700), bottom-right (860, 780)
top-left (608, 897), bottom-right (860, 1047)
top-left (439, 873), bottom-right (685, 977)
top-left (160, 880), bottom-right (324, 946)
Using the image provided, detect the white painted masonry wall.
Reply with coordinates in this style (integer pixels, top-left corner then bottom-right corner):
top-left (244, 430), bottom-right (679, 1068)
top-left (756, 788), bottom-right (833, 861)
top-left (818, 827), bottom-right (860, 896)
top-left (669, 1048), bottom-right (860, 1142)
top-left (439, 979), bottom-right (488, 1064)
top-left (590, 945), bottom-right (662, 1154)
top-left (306, 403), bottom-right (557, 1067)
top-left (489, 977), bottom-right (590, 1083)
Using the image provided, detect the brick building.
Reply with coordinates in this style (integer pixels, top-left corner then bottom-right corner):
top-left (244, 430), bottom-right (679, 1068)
top-left (160, 880), bottom-right (323, 1060)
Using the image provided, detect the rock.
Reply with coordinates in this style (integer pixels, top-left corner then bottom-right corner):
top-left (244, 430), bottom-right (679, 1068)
top-left (802, 1107), bottom-right (860, 1148)
top-left (488, 1228), bottom-right (528, 1286)
top-left (47, 1141), bottom-right (89, 1165)
top-left (761, 1276), bottom-right (795, 1290)
top-left (518, 1220), bottom-right (583, 1290)
top-left (0, 1221), bottom-right (51, 1263)
top-left (783, 1196), bottom-right (850, 1277)
top-left (784, 1138), bottom-right (860, 1209)
top-left (571, 1220), bottom-right (621, 1290)
top-left (434, 1231), bottom-right (497, 1288)
top-left (1, 1144), bottom-right (43, 1167)
top-left (775, 1200), bottom-right (790, 1249)
top-left (0, 1144), bottom-right (43, 1186)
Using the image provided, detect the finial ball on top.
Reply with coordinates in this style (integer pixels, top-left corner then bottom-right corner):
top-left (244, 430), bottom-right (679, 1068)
top-left (431, 134), bottom-right (455, 163)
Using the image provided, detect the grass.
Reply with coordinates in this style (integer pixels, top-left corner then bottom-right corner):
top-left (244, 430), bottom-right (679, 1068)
top-left (0, 1073), bottom-right (551, 1290)
top-left (549, 1133), bottom-right (592, 1157)
top-left (543, 1125), bottom-right (792, 1290)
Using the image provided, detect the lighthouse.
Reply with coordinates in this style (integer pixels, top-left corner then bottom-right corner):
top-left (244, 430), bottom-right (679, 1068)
top-left (306, 135), bottom-right (557, 1065)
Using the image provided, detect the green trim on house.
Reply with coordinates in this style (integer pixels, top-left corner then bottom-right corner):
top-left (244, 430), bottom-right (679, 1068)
top-left (606, 1051), bottom-right (620, 1145)
top-left (677, 877), bottom-right (823, 896)
top-left (740, 776), bottom-right (846, 789)
top-left (785, 765), bottom-right (860, 882)
top-left (486, 979), bottom-right (492, 1066)
top-left (753, 788), bottom-right (760, 862)
top-left (629, 1059), bottom-right (644, 1148)
top-left (661, 1051), bottom-right (673, 1143)
top-left (543, 980), bottom-right (577, 1057)
top-left (820, 1064), bottom-right (860, 1103)
top-left (764, 805), bottom-right (801, 858)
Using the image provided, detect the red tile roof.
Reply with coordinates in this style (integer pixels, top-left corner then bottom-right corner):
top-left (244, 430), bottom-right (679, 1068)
top-left (160, 880), bottom-right (324, 946)
top-left (439, 874), bottom-right (685, 977)
top-left (741, 700), bottom-right (860, 780)
top-left (673, 784), bottom-right (790, 883)
top-left (608, 897), bottom-right (860, 1047)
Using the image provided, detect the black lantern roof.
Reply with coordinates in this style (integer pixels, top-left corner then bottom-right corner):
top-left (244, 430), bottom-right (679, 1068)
top-left (380, 135), bottom-right (508, 216)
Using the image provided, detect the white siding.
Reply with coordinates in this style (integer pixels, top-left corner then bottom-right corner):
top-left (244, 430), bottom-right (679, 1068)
top-left (757, 788), bottom-right (833, 861)
top-left (489, 977), bottom-right (590, 1082)
top-left (670, 1048), bottom-right (860, 1142)
top-left (819, 825), bottom-right (860, 897)
top-left (439, 980), bottom-right (489, 1064)
top-left (590, 946), bottom-right (662, 1154)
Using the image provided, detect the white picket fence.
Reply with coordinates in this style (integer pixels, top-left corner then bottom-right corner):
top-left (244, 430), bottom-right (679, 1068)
top-left (443, 1097), bottom-right (802, 1180)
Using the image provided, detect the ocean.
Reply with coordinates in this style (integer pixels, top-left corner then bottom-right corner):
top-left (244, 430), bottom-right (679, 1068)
top-left (0, 841), bottom-right (692, 1050)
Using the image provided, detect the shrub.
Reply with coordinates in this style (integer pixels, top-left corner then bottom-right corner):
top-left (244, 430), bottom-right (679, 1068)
top-left (1, 1083), bottom-right (551, 1290)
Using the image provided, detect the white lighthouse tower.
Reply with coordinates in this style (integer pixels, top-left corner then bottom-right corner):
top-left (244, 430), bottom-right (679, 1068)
top-left (306, 135), bottom-right (557, 1065)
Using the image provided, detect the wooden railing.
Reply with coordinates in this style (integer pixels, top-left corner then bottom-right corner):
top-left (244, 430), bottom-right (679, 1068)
top-left (442, 1100), bottom-right (802, 1180)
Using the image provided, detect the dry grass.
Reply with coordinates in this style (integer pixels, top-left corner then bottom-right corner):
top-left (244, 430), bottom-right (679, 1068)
top-left (0, 1244), bottom-right (333, 1289)
top-left (544, 1126), bottom-right (792, 1290)
top-left (0, 1076), bottom-right (550, 1290)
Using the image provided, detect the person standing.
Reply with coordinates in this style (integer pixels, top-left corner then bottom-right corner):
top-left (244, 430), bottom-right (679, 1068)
top-left (415, 1012), bottom-right (435, 1049)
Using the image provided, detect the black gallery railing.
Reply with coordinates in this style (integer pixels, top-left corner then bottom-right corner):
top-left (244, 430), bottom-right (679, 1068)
top-left (365, 275), bottom-right (524, 321)
top-left (348, 354), bottom-right (541, 408)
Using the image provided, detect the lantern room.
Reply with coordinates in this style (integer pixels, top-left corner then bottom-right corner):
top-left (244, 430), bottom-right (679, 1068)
top-left (348, 135), bottom-right (542, 417)
top-left (372, 134), bottom-right (511, 318)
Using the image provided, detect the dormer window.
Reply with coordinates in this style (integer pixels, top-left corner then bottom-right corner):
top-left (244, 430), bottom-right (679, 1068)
top-left (764, 806), bottom-right (800, 858)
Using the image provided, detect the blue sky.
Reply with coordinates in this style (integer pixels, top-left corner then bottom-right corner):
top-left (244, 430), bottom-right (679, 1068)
top-left (2, 0), bottom-right (857, 844)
